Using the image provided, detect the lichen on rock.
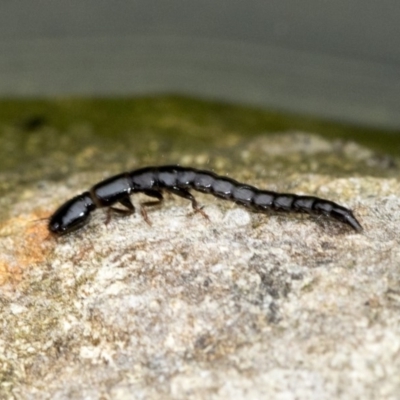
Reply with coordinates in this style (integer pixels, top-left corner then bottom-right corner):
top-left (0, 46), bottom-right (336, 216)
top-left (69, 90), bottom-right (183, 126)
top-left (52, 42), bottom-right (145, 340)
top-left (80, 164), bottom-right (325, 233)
top-left (1, 111), bottom-right (400, 399)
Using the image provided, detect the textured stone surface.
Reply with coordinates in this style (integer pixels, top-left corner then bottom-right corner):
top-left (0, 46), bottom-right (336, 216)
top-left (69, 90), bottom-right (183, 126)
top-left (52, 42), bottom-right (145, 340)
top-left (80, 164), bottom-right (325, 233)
top-left (1, 133), bottom-right (399, 399)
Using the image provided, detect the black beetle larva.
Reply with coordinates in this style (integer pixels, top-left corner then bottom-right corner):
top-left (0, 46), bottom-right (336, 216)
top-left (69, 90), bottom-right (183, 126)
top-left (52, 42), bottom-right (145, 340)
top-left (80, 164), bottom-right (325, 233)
top-left (49, 165), bottom-right (363, 235)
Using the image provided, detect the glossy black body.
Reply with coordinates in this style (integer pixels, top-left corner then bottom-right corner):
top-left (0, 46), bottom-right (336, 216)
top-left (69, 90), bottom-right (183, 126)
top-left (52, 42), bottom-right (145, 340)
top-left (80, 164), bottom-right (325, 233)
top-left (48, 165), bottom-right (363, 235)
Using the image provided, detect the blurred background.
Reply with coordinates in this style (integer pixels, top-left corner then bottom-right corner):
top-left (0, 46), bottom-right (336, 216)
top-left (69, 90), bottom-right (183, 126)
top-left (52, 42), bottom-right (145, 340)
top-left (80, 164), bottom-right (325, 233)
top-left (1, 0), bottom-right (399, 130)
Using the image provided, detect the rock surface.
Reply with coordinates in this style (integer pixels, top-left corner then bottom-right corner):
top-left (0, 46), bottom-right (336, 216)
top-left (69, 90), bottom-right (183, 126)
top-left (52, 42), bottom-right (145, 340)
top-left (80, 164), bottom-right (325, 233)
top-left (1, 133), bottom-right (399, 399)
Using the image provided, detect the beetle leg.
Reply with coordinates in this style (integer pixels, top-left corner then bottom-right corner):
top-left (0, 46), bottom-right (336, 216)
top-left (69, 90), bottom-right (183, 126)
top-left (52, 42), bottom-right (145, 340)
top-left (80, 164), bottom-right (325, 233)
top-left (105, 197), bottom-right (135, 224)
top-left (167, 186), bottom-right (209, 220)
top-left (140, 190), bottom-right (164, 225)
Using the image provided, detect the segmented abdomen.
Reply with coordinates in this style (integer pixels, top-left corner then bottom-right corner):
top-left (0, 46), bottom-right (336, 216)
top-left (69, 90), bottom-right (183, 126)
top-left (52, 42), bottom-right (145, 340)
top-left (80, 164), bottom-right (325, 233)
top-left (131, 165), bottom-right (362, 232)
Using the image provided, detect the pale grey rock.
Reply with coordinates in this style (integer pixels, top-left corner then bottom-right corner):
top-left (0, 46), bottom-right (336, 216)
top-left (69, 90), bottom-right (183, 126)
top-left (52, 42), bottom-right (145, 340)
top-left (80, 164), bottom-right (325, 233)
top-left (0, 133), bottom-right (399, 400)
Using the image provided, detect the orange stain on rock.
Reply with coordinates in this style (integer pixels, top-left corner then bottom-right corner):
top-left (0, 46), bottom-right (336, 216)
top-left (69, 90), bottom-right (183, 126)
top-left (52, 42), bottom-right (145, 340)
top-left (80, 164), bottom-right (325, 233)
top-left (0, 210), bottom-right (53, 286)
